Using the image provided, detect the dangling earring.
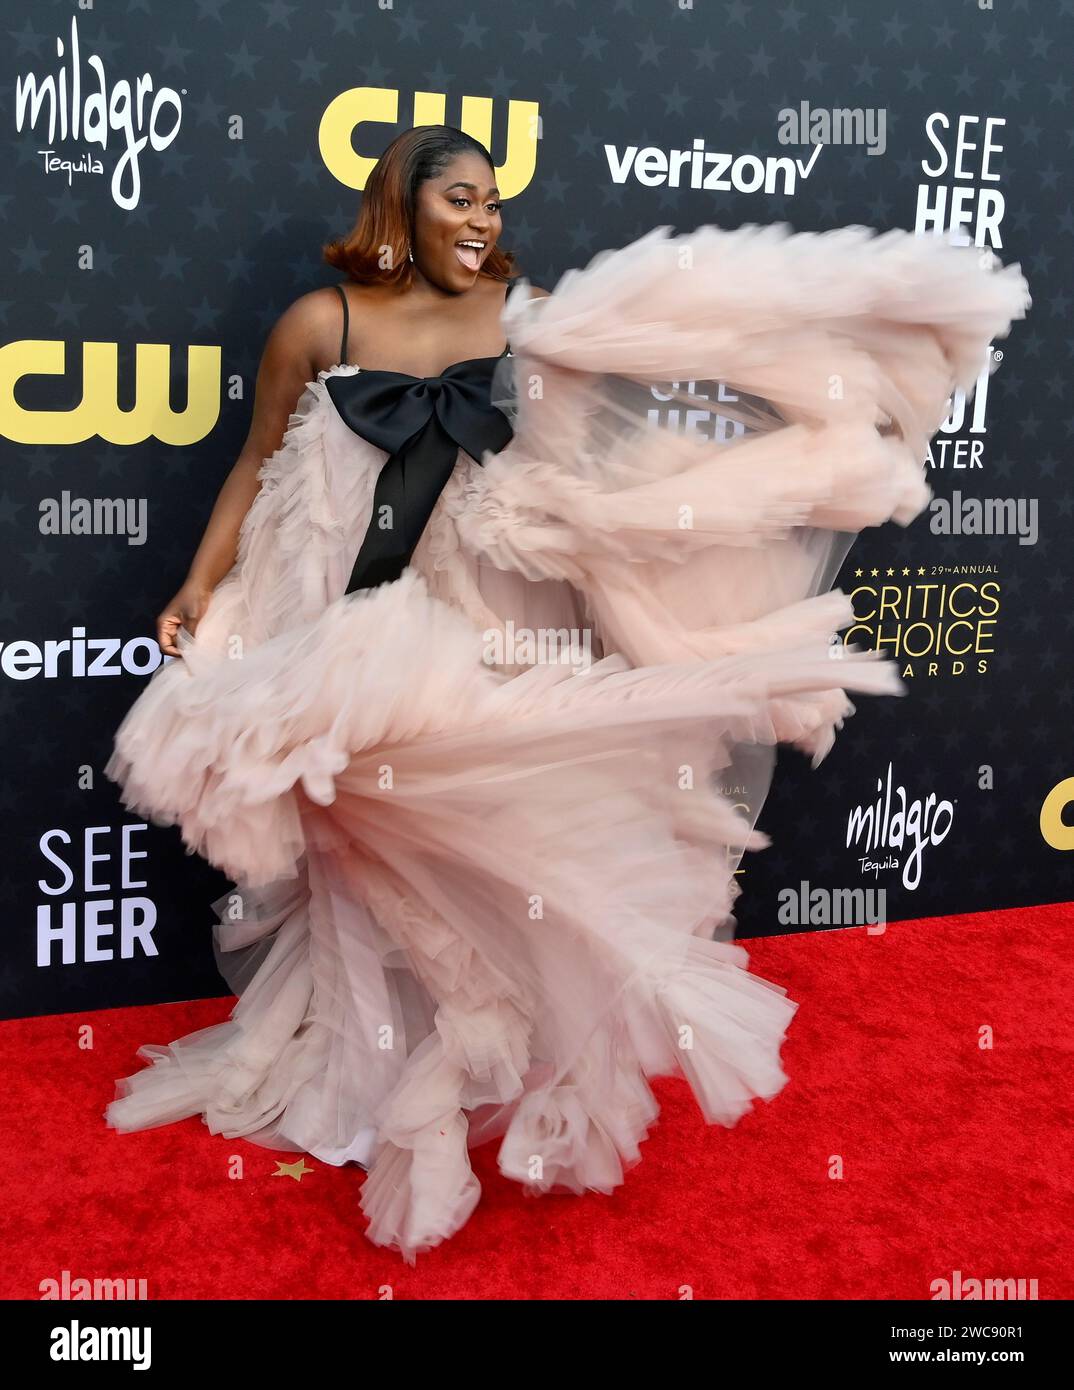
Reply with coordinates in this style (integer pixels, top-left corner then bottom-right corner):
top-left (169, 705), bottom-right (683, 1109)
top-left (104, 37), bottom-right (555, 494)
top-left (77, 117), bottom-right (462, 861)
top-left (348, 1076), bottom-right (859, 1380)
top-left (407, 246), bottom-right (414, 263)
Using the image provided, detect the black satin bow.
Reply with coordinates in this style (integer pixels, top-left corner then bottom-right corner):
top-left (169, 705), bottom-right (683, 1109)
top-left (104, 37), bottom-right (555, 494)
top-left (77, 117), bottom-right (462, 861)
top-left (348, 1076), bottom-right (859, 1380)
top-left (325, 355), bottom-right (515, 594)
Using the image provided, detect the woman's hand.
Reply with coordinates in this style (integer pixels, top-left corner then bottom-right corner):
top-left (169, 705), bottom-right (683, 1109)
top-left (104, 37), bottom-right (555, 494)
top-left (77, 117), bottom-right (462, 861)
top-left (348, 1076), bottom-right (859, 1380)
top-left (157, 581), bottom-right (212, 658)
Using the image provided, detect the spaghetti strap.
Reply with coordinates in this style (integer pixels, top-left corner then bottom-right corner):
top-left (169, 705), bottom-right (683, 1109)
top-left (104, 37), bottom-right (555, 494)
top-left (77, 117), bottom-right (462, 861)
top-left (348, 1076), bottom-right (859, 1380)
top-left (503, 277), bottom-right (521, 353)
top-left (335, 283), bottom-right (350, 365)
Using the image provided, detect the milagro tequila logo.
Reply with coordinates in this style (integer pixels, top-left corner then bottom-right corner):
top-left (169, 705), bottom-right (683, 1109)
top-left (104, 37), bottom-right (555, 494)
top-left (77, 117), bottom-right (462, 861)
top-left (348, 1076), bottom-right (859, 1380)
top-left (15, 14), bottom-right (183, 210)
top-left (846, 762), bottom-right (955, 891)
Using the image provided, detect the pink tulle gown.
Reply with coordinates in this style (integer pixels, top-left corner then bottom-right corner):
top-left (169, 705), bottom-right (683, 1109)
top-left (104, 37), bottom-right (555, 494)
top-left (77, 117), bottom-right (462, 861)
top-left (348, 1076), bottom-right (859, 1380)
top-left (104, 223), bottom-right (1029, 1262)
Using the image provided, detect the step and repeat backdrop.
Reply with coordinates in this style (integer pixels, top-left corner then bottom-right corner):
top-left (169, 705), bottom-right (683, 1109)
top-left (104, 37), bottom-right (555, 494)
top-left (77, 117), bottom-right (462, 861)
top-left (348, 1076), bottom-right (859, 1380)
top-left (4, 0), bottom-right (1071, 1018)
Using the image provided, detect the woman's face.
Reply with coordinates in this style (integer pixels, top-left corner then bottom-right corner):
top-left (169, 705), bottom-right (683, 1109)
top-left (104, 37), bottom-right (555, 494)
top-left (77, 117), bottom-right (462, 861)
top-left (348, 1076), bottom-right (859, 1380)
top-left (411, 152), bottom-right (502, 292)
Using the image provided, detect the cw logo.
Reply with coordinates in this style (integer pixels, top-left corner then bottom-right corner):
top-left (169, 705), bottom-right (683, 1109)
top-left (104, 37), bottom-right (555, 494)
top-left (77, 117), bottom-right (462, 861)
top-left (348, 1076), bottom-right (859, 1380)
top-left (0, 341), bottom-right (221, 445)
top-left (319, 89), bottom-right (539, 197)
top-left (1041, 777), bottom-right (1074, 851)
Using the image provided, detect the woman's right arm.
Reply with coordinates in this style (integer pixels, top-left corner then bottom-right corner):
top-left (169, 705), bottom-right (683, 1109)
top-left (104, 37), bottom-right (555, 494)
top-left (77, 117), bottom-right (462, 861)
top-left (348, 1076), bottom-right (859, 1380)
top-left (157, 291), bottom-right (333, 657)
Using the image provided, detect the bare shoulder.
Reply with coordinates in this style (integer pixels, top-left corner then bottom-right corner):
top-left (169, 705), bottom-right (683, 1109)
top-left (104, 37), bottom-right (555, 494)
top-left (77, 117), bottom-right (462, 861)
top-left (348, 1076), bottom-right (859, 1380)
top-left (518, 283), bottom-right (550, 300)
top-left (258, 286), bottom-right (347, 374)
top-left (239, 288), bottom-right (351, 465)
top-left (270, 285), bottom-right (344, 337)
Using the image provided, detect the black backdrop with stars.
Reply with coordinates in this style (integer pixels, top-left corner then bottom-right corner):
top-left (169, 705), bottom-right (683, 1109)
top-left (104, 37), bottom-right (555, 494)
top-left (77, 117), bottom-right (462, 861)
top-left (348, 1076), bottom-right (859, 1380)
top-left (3, 0), bottom-right (1072, 1019)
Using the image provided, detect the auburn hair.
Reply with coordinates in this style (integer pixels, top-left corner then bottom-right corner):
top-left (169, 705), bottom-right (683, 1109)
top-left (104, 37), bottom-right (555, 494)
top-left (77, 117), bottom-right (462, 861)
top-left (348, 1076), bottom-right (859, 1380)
top-left (323, 125), bottom-right (518, 289)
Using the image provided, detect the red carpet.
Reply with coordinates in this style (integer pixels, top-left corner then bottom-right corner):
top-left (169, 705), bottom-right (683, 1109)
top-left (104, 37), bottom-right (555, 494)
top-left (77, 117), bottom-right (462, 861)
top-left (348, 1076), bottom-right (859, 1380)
top-left (3, 902), bottom-right (1070, 1300)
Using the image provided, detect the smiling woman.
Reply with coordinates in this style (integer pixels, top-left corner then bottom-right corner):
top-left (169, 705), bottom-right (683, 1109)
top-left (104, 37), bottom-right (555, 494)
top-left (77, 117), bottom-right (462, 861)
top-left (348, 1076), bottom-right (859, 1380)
top-left (104, 122), bottom-right (1029, 1264)
top-left (414, 163), bottom-right (502, 277)
top-left (324, 125), bottom-right (512, 289)
top-left (317, 127), bottom-right (536, 379)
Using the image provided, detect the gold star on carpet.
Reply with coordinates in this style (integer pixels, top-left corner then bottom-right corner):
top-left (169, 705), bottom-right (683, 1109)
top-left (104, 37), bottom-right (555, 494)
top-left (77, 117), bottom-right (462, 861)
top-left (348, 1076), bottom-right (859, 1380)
top-left (273, 1158), bottom-right (313, 1181)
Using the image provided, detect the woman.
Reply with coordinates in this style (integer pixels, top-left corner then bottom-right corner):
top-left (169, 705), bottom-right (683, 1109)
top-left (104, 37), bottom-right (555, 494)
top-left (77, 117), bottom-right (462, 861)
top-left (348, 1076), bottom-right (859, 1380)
top-left (104, 125), bottom-right (1029, 1263)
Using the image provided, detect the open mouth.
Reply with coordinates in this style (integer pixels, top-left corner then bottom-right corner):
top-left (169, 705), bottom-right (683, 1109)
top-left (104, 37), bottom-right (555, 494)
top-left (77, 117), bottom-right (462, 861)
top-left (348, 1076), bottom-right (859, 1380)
top-left (454, 239), bottom-right (486, 271)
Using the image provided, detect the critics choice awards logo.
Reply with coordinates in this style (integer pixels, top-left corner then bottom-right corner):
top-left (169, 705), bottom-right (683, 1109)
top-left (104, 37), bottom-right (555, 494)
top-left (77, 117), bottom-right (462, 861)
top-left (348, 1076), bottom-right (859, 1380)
top-left (845, 566), bottom-right (1001, 679)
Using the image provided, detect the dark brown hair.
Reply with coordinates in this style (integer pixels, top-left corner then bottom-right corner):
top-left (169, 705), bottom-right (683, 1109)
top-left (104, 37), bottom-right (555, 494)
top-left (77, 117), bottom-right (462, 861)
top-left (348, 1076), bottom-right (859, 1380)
top-left (323, 125), bottom-right (518, 289)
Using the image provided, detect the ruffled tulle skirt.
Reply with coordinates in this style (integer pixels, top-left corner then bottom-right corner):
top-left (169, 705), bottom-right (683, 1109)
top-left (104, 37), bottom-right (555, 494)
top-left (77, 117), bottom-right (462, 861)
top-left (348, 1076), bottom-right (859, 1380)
top-left (104, 568), bottom-right (908, 1261)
